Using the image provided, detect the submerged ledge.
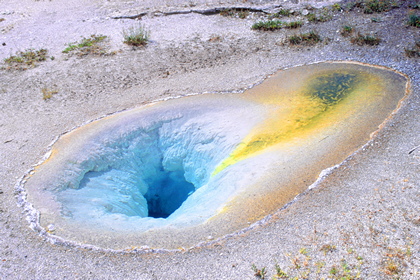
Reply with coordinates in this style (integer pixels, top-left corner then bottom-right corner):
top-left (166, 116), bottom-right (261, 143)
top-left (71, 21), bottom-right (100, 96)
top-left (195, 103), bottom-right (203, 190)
top-left (17, 61), bottom-right (409, 251)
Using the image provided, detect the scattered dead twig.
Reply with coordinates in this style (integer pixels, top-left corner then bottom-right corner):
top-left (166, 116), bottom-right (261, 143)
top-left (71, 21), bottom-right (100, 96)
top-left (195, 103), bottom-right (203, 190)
top-left (408, 144), bottom-right (420, 154)
top-left (112, 6), bottom-right (280, 19)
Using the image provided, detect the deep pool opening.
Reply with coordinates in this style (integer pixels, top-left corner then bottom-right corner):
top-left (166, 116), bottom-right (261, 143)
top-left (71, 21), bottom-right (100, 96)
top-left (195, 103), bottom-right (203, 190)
top-left (72, 141), bottom-right (200, 220)
top-left (144, 169), bottom-right (195, 218)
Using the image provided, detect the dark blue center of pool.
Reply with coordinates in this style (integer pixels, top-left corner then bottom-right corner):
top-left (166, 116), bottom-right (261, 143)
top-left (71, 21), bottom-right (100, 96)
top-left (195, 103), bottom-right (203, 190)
top-left (144, 169), bottom-right (195, 218)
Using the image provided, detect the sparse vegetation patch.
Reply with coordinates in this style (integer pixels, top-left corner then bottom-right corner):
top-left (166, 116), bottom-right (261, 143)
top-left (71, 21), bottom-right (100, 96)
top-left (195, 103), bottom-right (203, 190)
top-left (287, 31), bottom-right (322, 46)
top-left (407, 14), bottom-right (420, 27)
top-left (285, 21), bottom-right (303, 29)
top-left (269, 8), bottom-right (293, 18)
top-left (404, 39), bottom-right (420, 57)
top-left (220, 8), bottom-right (249, 19)
top-left (408, 1), bottom-right (420, 9)
top-left (41, 87), bottom-right (59, 100)
top-left (63, 35), bottom-right (114, 56)
top-left (362, 0), bottom-right (395, 14)
top-left (351, 32), bottom-right (381, 45)
top-left (123, 24), bottom-right (150, 46)
top-left (3, 48), bottom-right (48, 71)
top-left (251, 20), bottom-right (283, 31)
top-left (331, 3), bottom-right (342, 12)
top-left (340, 25), bottom-right (354, 37)
top-left (344, 0), bottom-right (397, 13)
top-left (252, 20), bottom-right (303, 31)
top-left (252, 264), bottom-right (267, 279)
top-left (306, 8), bottom-right (333, 22)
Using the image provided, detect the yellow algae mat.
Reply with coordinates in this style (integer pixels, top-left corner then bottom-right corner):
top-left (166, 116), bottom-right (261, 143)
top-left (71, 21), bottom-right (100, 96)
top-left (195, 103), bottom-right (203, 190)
top-left (21, 62), bottom-right (409, 250)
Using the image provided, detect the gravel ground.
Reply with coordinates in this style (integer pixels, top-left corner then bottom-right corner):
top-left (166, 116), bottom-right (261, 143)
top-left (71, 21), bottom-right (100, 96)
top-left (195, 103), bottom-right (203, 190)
top-left (0, 0), bottom-right (419, 279)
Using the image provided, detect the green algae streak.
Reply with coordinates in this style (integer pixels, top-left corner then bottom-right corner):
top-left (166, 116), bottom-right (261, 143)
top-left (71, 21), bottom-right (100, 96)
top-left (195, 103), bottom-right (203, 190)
top-left (212, 71), bottom-right (363, 175)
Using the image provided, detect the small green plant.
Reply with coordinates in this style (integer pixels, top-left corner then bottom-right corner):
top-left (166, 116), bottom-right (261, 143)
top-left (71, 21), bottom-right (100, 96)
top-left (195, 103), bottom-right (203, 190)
top-left (408, 14), bottom-right (420, 27)
top-left (327, 260), bottom-right (362, 279)
top-left (63, 35), bottom-right (113, 56)
top-left (371, 17), bottom-right (382, 22)
top-left (299, 247), bottom-right (309, 255)
top-left (251, 20), bottom-right (284, 31)
top-left (383, 259), bottom-right (400, 275)
top-left (238, 10), bottom-right (249, 19)
top-left (331, 3), bottom-right (342, 11)
top-left (123, 24), bottom-right (150, 46)
top-left (278, 9), bottom-right (292, 16)
top-left (306, 13), bottom-right (317, 22)
top-left (340, 261), bottom-right (352, 275)
top-left (41, 87), bottom-right (59, 100)
top-left (341, 25), bottom-right (354, 37)
top-left (3, 48), bottom-right (48, 70)
top-left (251, 264), bottom-right (267, 279)
top-left (320, 244), bottom-right (337, 255)
top-left (330, 265), bottom-right (339, 276)
top-left (288, 31), bottom-right (322, 45)
top-left (315, 261), bottom-right (325, 273)
top-left (351, 32), bottom-right (381, 45)
top-left (274, 264), bottom-right (288, 278)
top-left (404, 39), bottom-right (420, 57)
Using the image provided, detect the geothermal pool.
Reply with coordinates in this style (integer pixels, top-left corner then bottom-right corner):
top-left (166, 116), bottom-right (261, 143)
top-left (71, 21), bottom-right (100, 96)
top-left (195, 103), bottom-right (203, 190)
top-left (21, 62), bottom-right (408, 250)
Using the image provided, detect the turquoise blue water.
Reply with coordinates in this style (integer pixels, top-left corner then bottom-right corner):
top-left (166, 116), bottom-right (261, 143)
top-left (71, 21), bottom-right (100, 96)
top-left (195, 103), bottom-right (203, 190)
top-left (49, 96), bottom-right (265, 230)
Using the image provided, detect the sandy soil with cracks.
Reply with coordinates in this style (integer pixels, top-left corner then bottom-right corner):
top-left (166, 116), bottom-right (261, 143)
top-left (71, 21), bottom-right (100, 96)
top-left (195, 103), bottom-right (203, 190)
top-left (0, 0), bottom-right (419, 279)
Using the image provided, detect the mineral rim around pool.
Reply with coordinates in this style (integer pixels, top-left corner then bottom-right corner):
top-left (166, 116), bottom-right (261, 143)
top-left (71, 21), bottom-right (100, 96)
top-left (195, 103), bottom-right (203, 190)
top-left (22, 62), bottom-right (409, 250)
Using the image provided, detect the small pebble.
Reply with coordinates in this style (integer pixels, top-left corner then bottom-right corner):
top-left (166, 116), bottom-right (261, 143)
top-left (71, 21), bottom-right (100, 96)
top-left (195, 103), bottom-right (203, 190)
top-left (47, 224), bottom-right (55, 232)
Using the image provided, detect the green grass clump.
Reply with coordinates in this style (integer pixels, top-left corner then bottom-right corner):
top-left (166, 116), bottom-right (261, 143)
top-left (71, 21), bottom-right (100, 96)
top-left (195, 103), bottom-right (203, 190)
top-left (341, 25), bottom-right (354, 37)
top-left (285, 21), bottom-right (303, 29)
top-left (288, 31), bottom-right (322, 45)
top-left (331, 3), bottom-right (342, 11)
top-left (252, 20), bottom-right (303, 30)
top-left (408, 14), bottom-right (420, 27)
top-left (3, 48), bottom-right (48, 70)
top-left (307, 13), bottom-right (317, 21)
top-left (351, 32), bottom-right (381, 45)
top-left (306, 11), bottom-right (332, 22)
top-left (251, 20), bottom-right (284, 31)
top-left (363, 0), bottom-right (394, 14)
top-left (270, 8), bottom-right (293, 18)
top-left (274, 264), bottom-right (288, 278)
top-left (63, 35), bottom-right (112, 56)
top-left (123, 24), bottom-right (150, 46)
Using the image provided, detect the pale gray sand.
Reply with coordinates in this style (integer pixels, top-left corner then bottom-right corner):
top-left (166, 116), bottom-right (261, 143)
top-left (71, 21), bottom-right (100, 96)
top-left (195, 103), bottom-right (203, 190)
top-left (0, 0), bottom-right (419, 279)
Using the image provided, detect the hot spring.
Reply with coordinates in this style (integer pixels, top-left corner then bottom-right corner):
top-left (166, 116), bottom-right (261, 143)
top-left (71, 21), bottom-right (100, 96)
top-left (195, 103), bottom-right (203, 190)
top-left (20, 62), bottom-right (409, 250)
